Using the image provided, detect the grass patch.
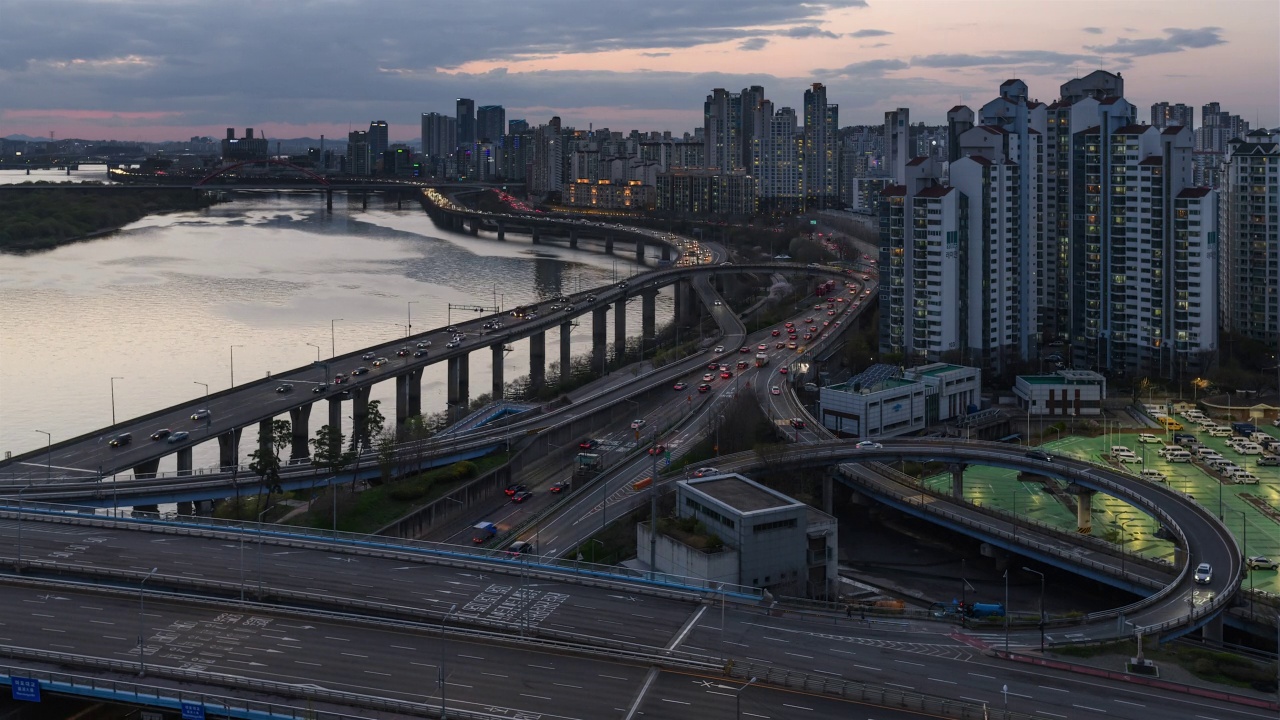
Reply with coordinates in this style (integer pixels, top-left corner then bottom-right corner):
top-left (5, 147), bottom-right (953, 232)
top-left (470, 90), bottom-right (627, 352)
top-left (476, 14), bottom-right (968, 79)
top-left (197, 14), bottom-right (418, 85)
top-left (1053, 640), bottom-right (1278, 691)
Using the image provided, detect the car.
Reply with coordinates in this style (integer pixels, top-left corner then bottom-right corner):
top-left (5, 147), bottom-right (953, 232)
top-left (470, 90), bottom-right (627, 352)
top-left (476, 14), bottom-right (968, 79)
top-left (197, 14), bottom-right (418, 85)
top-left (617, 281), bottom-right (628, 289)
top-left (511, 490), bottom-right (533, 504)
top-left (1249, 556), bottom-right (1279, 570)
top-left (351, 366), bottom-right (370, 375)
top-left (713, 300), bottom-right (722, 306)
top-left (1025, 449), bottom-right (1052, 462)
top-left (1137, 434), bottom-right (1160, 443)
top-left (310, 383), bottom-right (328, 394)
top-left (578, 439), bottom-right (598, 450)
top-left (167, 430), bottom-right (190, 444)
top-left (784, 322), bottom-right (794, 328)
top-left (508, 540), bottom-right (535, 555)
top-left (1193, 563), bottom-right (1213, 584)
top-left (771, 330), bottom-right (781, 337)
top-left (446, 341), bottom-right (460, 349)
top-left (414, 349), bottom-right (428, 358)
top-left (276, 383), bottom-right (294, 393)
top-left (856, 440), bottom-right (884, 449)
top-left (372, 357), bottom-right (389, 367)
top-left (789, 418), bottom-right (806, 429)
top-left (740, 347), bottom-right (750, 353)
top-left (814, 304), bottom-right (823, 310)
top-left (714, 345), bottom-right (724, 353)
top-left (862, 275), bottom-right (870, 281)
top-left (778, 367), bottom-right (788, 374)
top-left (1116, 453), bottom-right (1142, 464)
top-left (504, 483), bottom-right (528, 497)
top-left (720, 370), bottom-right (732, 379)
top-left (415, 340), bottom-right (432, 349)
top-left (673, 382), bottom-right (687, 391)
top-left (827, 310), bottom-right (836, 316)
top-left (736, 361), bottom-right (748, 370)
top-left (396, 347), bottom-right (410, 357)
top-left (691, 467), bottom-right (719, 478)
top-left (804, 317), bottom-right (813, 323)
top-left (550, 480), bottom-right (570, 493)
top-left (108, 432), bottom-right (132, 448)
top-left (150, 429), bottom-right (171, 441)
top-left (698, 383), bottom-right (711, 393)
top-left (771, 386), bottom-right (781, 395)
top-left (648, 444), bottom-right (666, 455)
top-left (787, 342), bottom-right (798, 349)
top-left (630, 419), bottom-right (646, 430)
top-left (1259, 455), bottom-right (1280, 467)
top-left (332, 373), bottom-right (347, 384)
top-left (191, 409), bottom-right (211, 421)
top-left (703, 373), bottom-right (715, 382)
top-left (803, 333), bottom-right (812, 340)
top-left (775, 342), bottom-right (786, 349)
top-left (361, 352), bottom-right (376, 360)
top-left (757, 344), bottom-right (768, 351)
top-left (586, 295), bottom-right (596, 302)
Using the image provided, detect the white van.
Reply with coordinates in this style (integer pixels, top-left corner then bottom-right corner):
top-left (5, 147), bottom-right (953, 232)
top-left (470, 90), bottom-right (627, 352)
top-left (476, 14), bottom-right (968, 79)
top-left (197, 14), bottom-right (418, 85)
top-left (1236, 472), bottom-right (1260, 484)
top-left (1208, 426), bottom-right (1233, 437)
top-left (1139, 469), bottom-right (1167, 482)
top-left (1236, 442), bottom-right (1263, 455)
top-left (1111, 445), bottom-right (1133, 455)
top-left (1164, 450), bottom-right (1192, 463)
top-left (1195, 447), bottom-right (1222, 460)
top-left (1158, 444), bottom-right (1182, 457)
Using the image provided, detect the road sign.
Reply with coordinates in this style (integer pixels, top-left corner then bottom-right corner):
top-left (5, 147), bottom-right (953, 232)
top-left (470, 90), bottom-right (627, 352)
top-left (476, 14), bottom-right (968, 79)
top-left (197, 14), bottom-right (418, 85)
top-left (10, 677), bottom-right (40, 702)
top-left (181, 701), bottom-right (206, 720)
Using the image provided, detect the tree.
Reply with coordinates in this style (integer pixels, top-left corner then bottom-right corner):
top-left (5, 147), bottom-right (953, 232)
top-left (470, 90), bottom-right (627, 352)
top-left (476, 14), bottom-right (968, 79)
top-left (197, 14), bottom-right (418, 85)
top-left (248, 419), bottom-right (292, 515)
top-left (375, 429), bottom-right (398, 484)
top-left (311, 424), bottom-right (355, 476)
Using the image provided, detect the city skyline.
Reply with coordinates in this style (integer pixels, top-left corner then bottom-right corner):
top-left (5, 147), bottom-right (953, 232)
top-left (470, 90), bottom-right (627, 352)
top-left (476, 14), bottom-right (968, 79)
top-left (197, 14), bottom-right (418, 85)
top-left (1, 0), bottom-right (1277, 142)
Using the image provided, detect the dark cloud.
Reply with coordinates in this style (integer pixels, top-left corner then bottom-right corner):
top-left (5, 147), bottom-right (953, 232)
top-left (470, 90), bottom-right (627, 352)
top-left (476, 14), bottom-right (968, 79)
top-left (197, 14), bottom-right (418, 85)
top-left (641, 52), bottom-right (672, 58)
top-left (739, 38), bottom-right (770, 51)
top-left (785, 26), bottom-right (841, 39)
top-left (911, 50), bottom-right (1093, 68)
top-left (1082, 27), bottom-right (1104, 35)
top-left (818, 59), bottom-right (909, 77)
top-left (1086, 27), bottom-right (1226, 57)
top-left (850, 29), bottom-right (892, 38)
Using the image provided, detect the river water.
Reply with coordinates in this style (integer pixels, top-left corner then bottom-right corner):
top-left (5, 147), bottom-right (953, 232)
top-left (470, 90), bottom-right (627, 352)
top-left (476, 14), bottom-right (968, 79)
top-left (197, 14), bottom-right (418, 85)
top-left (0, 179), bottom-right (664, 473)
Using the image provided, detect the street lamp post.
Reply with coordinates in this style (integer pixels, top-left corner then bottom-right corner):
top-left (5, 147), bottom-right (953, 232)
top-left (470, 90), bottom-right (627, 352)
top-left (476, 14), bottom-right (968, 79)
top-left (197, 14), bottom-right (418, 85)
top-left (1023, 566), bottom-right (1046, 652)
top-left (735, 676), bottom-right (758, 720)
top-left (35, 430), bottom-right (51, 483)
top-left (440, 603), bottom-right (457, 719)
top-left (331, 318), bottom-right (343, 358)
top-left (306, 343), bottom-right (321, 362)
top-left (14, 484), bottom-right (32, 571)
top-left (407, 300), bottom-right (418, 337)
top-left (110, 376), bottom-right (123, 425)
top-left (138, 567), bottom-right (158, 676)
top-left (194, 381), bottom-right (209, 402)
top-left (256, 503), bottom-right (276, 599)
top-left (230, 344), bottom-right (244, 387)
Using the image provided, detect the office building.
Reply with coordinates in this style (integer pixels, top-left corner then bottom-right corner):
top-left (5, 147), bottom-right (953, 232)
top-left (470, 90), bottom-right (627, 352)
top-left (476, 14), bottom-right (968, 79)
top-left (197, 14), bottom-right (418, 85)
top-left (367, 120), bottom-right (389, 170)
top-left (456, 98), bottom-right (476, 147)
top-left (817, 363), bottom-right (980, 437)
top-left (1219, 129), bottom-right (1279, 345)
top-left (477, 105), bottom-right (506, 143)
top-left (345, 130), bottom-right (370, 176)
top-left (221, 128), bottom-right (268, 161)
top-left (1013, 370), bottom-right (1107, 416)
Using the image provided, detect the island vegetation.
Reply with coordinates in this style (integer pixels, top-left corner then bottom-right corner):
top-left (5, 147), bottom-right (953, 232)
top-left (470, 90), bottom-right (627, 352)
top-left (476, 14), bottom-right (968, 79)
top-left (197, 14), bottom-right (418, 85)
top-left (0, 185), bottom-right (218, 252)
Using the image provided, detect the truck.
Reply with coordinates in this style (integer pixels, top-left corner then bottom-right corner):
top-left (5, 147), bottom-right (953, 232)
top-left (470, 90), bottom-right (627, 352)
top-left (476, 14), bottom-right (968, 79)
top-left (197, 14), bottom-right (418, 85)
top-left (471, 522), bottom-right (498, 544)
top-left (755, 352), bottom-right (769, 367)
top-left (1232, 422), bottom-right (1258, 437)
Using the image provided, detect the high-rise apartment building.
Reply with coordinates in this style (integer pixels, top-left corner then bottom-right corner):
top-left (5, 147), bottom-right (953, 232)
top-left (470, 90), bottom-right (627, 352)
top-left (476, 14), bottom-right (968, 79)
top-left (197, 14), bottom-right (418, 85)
top-left (346, 130), bottom-right (370, 176)
top-left (704, 89), bottom-right (743, 173)
top-left (456, 98), bottom-right (476, 147)
top-left (1219, 129), bottom-right (1279, 345)
top-left (803, 83), bottom-right (839, 208)
top-left (368, 120), bottom-right (388, 172)
top-left (420, 112), bottom-right (456, 158)
top-left (1151, 102), bottom-right (1194, 131)
top-left (477, 105), bottom-right (506, 143)
top-left (884, 108), bottom-right (911, 184)
top-left (749, 100), bottom-right (803, 213)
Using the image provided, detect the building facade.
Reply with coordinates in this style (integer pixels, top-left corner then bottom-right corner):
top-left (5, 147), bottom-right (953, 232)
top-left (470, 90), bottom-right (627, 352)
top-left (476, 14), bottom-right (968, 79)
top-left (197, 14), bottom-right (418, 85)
top-left (1219, 130), bottom-right (1279, 345)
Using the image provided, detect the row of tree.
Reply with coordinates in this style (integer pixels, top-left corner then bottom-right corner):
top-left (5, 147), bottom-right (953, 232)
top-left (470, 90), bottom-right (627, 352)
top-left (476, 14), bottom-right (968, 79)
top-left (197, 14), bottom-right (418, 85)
top-left (0, 188), bottom-right (216, 252)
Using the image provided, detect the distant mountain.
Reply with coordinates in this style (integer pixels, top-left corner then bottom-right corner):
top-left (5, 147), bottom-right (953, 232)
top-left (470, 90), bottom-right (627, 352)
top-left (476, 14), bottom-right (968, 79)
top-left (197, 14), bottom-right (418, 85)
top-left (3, 134), bottom-right (50, 142)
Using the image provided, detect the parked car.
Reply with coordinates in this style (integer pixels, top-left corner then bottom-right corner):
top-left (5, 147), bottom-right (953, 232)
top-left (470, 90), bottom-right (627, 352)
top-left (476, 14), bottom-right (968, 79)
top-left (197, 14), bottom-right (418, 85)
top-left (1247, 556), bottom-right (1278, 571)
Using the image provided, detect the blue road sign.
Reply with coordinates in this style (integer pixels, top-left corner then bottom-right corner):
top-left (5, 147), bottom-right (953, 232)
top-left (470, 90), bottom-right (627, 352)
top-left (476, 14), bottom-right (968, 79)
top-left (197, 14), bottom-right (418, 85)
top-left (11, 677), bottom-right (40, 702)
top-left (181, 701), bottom-right (206, 720)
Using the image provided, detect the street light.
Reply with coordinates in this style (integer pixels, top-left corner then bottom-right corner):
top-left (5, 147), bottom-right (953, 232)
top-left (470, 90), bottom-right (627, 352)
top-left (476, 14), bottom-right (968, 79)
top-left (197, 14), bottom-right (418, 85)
top-left (14, 484), bottom-right (32, 571)
top-left (735, 676), bottom-right (758, 720)
top-left (305, 343), bottom-right (321, 362)
top-left (407, 300), bottom-right (418, 337)
top-left (110, 376), bottom-right (123, 425)
top-left (194, 381), bottom-right (209, 402)
top-left (230, 344), bottom-right (244, 387)
top-left (440, 603), bottom-right (458, 719)
top-left (331, 318), bottom-right (344, 358)
top-left (256, 502), bottom-right (276, 599)
top-left (34, 430), bottom-right (51, 483)
top-left (1022, 566), bottom-right (1046, 652)
top-left (138, 567), bottom-right (158, 676)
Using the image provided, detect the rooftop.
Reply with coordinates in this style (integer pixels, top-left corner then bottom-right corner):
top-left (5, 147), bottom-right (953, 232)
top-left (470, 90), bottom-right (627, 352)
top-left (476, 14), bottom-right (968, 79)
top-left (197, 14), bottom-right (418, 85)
top-left (689, 475), bottom-right (797, 514)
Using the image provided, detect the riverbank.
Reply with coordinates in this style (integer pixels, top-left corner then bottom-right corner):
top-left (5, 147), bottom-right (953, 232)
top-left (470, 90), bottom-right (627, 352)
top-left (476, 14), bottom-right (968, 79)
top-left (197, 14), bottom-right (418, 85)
top-left (0, 186), bottom-right (219, 252)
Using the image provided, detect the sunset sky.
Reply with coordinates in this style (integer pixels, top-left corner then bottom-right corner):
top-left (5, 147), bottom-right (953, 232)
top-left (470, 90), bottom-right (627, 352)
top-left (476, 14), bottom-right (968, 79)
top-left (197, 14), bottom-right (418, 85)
top-left (1, 0), bottom-right (1276, 142)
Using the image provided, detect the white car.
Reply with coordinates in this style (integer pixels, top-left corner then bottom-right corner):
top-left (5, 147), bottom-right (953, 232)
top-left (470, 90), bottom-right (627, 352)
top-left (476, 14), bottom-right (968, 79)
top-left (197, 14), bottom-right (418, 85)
top-left (855, 440), bottom-right (883, 449)
top-left (1115, 453), bottom-right (1142, 464)
top-left (770, 386), bottom-right (781, 395)
top-left (630, 419), bottom-right (646, 430)
top-left (1137, 434), bottom-right (1161, 444)
top-left (714, 345), bottom-right (724, 353)
top-left (1193, 563), bottom-right (1213, 584)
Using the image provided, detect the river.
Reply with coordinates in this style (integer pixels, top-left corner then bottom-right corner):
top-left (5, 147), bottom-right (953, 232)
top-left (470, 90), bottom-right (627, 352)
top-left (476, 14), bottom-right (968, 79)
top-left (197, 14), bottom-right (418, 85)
top-left (0, 183), bottom-right (665, 474)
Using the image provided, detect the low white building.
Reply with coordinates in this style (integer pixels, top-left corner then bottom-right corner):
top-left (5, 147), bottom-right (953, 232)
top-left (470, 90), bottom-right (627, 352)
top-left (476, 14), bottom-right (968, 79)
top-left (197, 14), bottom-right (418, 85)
top-left (818, 363), bottom-right (982, 438)
top-left (1013, 370), bottom-right (1107, 416)
top-left (638, 473), bottom-right (838, 599)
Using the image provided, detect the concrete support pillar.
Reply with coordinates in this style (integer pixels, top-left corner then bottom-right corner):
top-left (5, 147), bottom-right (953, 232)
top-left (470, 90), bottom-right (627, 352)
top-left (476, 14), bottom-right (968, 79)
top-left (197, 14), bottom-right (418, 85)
top-left (950, 463), bottom-right (967, 500)
top-left (674, 278), bottom-right (700, 327)
top-left (661, 244), bottom-right (671, 261)
top-left (326, 188), bottom-right (333, 211)
top-left (491, 343), bottom-right (506, 400)
top-left (496, 219), bottom-right (505, 241)
top-left (641, 289), bottom-right (658, 354)
top-left (635, 239), bottom-right (644, 263)
top-left (559, 322), bottom-right (573, 385)
top-left (1075, 487), bottom-right (1095, 534)
top-left (448, 354), bottom-right (470, 420)
top-left (133, 459), bottom-right (161, 480)
top-left (468, 217), bottom-right (479, 235)
top-left (605, 235), bottom-right (614, 254)
top-left (351, 386), bottom-right (370, 449)
top-left (177, 501), bottom-right (194, 516)
top-left (532, 227), bottom-right (541, 244)
top-left (592, 307), bottom-right (609, 375)
top-left (289, 404), bottom-right (312, 460)
top-left (328, 397), bottom-right (343, 435)
top-left (257, 420), bottom-right (273, 468)
top-left (361, 192), bottom-right (367, 210)
top-left (613, 298), bottom-right (628, 364)
top-left (1202, 614), bottom-right (1224, 643)
top-left (176, 447), bottom-right (193, 477)
top-left (823, 471), bottom-right (835, 515)
top-left (529, 331), bottom-right (545, 392)
top-left (569, 228), bottom-right (578, 248)
top-left (217, 428), bottom-right (243, 472)
top-left (407, 368), bottom-right (423, 418)
top-left (395, 374), bottom-right (411, 425)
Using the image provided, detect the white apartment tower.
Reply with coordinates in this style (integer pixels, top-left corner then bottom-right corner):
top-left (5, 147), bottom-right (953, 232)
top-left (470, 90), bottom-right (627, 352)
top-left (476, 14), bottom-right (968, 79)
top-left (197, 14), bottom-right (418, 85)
top-left (884, 108), bottom-right (911, 184)
top-left (1219, 130), bottom-right (1279, 345)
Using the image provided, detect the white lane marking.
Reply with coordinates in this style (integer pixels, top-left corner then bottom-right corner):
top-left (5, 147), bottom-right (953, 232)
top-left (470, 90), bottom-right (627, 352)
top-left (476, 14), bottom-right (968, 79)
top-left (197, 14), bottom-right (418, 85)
top-left (782, 704), bottom-right (812, 711)
top-left (1113, 700), bottom-right (1145, 707)
top-left (853, 664), bottom-right (881, 671)
top-left (930, 677), bottom-right (957, 684)
top-left (1040, 685), bottom-right (1068, 692)
top-left (960, 696), bottom-right (988, 704)
top-left (390, 645), bottom-right (415, 651)
top-left (785, 652), bottom-right (813, 659)
top-left (554, 683), bottom-right (583, 689)
top-left (1071, 705), bottom-right (1105, 712)
top-left (599, 674), bottom-right (629, 681)
top-left (969, 672), bottom-right (996, 679)
top-left (885, 682), bottom-right (913, 689)
top-left (529, 664), bottom-right (555, 670)
top-left (296, 661), bottom-right (321, 666)
top-left (340, 652), bottom-right (367, 658)
top-left (458, 654), bottom-right (484, 660)
top-left (894, 659), bottom-right (924, 666)
top-left (521, 693), bottom-right (552, 700)
top-left (662, 699), bottom-right (690, 705)
top-left (483, 672), bottom-right (508, 678)
top-left (1036, 712), bottom-right (1067, 718)
top-left (364, 670), bottom-right (391, 676)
